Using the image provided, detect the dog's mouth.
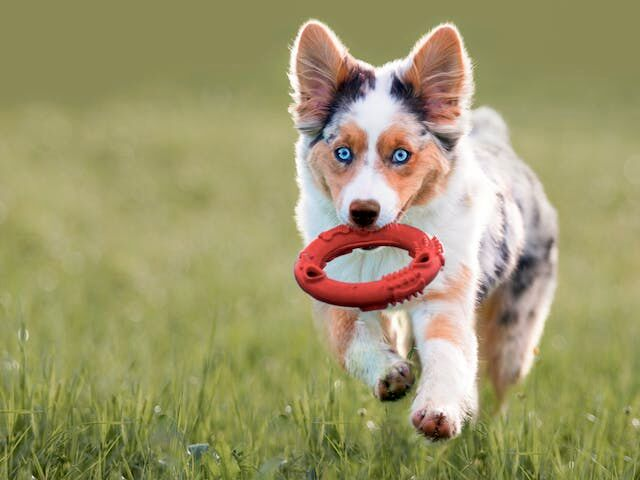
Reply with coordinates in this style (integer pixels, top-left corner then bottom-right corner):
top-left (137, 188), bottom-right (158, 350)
top-left (352, 202), bottom-right (411, 251)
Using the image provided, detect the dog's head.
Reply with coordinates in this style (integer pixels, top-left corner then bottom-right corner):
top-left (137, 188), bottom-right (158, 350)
top-left (289, 21), bottom-right (473, 229)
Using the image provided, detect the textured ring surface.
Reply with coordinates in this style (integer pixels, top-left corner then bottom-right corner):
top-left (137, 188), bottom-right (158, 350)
top-left (294, 224), bottom-right (445, 311)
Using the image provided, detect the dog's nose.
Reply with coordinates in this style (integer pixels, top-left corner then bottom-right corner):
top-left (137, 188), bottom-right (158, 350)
top-left (349, 200), bottom-right (380, 228)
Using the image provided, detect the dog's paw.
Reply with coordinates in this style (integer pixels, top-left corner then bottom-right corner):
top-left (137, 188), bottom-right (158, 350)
top-left (410, 406), bottom-right (464, 441)
top-left (409, 373), bottom-right (477, 441)
top-left (374, 361), bottom-right (414, 401)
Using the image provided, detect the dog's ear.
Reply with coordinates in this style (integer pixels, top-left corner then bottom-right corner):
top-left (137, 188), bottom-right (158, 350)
top-left (289, 20), bottom-right (357, 135)
top-left (401, 24), bottom-right (473, 127)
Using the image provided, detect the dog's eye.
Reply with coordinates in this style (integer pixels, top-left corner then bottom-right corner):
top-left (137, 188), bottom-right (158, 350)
top-left (391, 148), bottom-right (411, 165)
top-left (334, 147), bottom-right (353, 164)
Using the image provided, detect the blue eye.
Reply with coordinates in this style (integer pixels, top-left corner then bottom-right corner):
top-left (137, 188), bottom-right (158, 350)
top-left (334, 147), bottom-right (353, 164)
top-left (391, 148), bottom-right (411, 164)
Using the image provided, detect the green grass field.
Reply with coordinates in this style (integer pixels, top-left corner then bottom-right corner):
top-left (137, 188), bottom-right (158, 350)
top-left (1, 95), bottom-right (639, 479)
top-left (1, 2), bottom-right (640, 478)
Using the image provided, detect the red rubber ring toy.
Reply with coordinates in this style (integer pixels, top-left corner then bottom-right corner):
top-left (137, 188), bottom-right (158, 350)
top-left (294, 224), bottom-right (445, 311)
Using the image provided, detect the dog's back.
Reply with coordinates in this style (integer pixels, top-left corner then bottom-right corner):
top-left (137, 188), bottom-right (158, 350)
top-left (470, 107), bottom-right (558, 399)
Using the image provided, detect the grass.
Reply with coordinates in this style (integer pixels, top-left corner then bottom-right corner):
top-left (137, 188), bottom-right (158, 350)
top-left (0, 89), bottom-right (639, 479)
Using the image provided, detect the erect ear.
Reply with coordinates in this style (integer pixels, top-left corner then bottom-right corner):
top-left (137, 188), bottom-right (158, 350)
top-left (401, 24), bottom-right (473, 126)
top-left (289, 20), bottom-right (359, 136)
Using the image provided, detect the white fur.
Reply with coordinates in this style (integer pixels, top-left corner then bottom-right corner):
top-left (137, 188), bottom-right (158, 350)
top-left (343, 312), bottom-right (401, 387)
top-left (338, 162), bottom-right (399, 228)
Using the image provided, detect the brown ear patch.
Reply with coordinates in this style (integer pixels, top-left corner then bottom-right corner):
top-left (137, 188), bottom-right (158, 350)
top-left (292, 22), bottom-right (353, 132)
top-left (291, 21), bottom-right (374, 135)
top-left (402, 25), bottom-right (471, 125)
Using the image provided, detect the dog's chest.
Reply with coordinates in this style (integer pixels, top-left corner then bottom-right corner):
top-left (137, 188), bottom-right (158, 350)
top-left (323, 246), bottom-right (413, 284)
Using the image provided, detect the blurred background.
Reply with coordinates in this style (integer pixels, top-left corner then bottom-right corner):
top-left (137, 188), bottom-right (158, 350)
top-left (0, 1), bottom-right (639, 477)
top-left (1, 1), bottom-right (639, 108)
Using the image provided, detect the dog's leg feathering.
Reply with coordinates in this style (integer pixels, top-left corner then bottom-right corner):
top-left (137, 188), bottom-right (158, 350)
top-left (314, 303), bottom-right (414, 401)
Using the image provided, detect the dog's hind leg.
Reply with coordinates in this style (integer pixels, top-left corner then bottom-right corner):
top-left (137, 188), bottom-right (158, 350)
top-left (314, 303), bottom-right (414, 401)
top-left (478, 236), bottom-right (558, 404)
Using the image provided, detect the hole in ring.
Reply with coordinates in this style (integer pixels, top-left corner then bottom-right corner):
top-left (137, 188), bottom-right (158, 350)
top-left (414, 252), bottom-right (430, 264)
top-left (305, 265), bottom-right (324, 279)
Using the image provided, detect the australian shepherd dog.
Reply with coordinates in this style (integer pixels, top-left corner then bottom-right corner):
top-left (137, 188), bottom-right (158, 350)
top-left (288, 20), bottom-right (558, 441)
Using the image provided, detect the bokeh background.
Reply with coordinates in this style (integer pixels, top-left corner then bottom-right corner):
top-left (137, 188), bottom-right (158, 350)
top-left (1, 1), bottom-right (639, 478)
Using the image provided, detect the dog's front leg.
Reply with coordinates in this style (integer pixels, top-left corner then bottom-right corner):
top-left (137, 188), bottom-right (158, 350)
top-left (408, 267), bottom-right (479, 441)
top-left (314, 302), bottom-right (414, 401)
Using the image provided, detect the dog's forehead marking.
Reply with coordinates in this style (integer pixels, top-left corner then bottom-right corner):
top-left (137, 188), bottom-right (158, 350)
top-left (346, 71), bottom-right (403, 164)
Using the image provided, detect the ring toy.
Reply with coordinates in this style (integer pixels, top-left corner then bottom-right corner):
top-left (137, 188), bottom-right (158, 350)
top-left (294, 224), bottom-right (445, 311)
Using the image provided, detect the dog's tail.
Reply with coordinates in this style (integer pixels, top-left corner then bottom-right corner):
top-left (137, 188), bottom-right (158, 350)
top-left (470, 106), bottom-right (510, 143)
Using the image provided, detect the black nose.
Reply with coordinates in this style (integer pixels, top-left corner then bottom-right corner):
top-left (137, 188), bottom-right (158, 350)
top-left (349, 200), bottom-right (380, 228)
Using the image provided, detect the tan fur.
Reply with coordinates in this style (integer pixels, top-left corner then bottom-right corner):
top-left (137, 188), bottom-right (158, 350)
top-left (380, 312), bottom-right (395, 345)
top-left (476, 286), bottom-right (510, 400)
top-left (376, 119), bottom-right (451, 212)
top-left (411, 143), bottom-right (451, 205)
top-left (382, 311), bottom-right (414, 359)
top-left (308, 122), bottom-right (367, 199)
top-left (324, 306), bottom-right (358, 367)
top-left (425, 265), bottom-right (472, 303)
top-left (425, 314), bottom-right (462, 346)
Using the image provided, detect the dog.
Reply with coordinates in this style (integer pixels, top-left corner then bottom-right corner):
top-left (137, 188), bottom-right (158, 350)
top-left (288, 20), bottom-right (558, 441)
